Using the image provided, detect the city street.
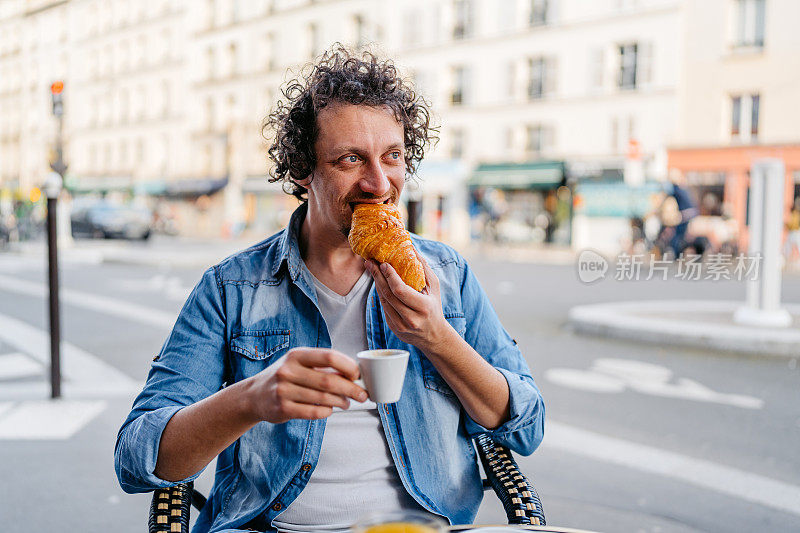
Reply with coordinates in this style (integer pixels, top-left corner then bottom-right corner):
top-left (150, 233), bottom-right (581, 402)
top-left (0, 238), bottom-right (798, 533)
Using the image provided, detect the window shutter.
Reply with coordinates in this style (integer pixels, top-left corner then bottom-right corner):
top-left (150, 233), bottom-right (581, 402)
top-left (590, 47), bottom-right (604, 90)
top-left (638, 42), bottom-right (654, 87)
top-left (546, 57), bottom-right (558, 95)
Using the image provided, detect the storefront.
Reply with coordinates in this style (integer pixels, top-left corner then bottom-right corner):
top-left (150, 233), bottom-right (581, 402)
top-left (571, 179), bottom-right (665, 254)
top-left (668, 145), bottom-right (800, 252)
top-left (468, 161), bottom-right (571, 246)
top-left (404, 160), bottom-right (470, 246)
top-left (241, 175), bottom-right (301, 237)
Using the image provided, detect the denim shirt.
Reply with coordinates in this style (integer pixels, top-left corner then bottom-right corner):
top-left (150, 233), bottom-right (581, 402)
top-left (115, 203), bottom-right (545, 533)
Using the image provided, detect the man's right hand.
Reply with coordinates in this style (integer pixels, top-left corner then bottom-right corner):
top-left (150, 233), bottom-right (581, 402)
top-left (245, 348), bottom-right (369, 424)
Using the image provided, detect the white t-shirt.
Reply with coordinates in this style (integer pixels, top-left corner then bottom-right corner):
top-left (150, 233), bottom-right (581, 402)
top-left (272, 265), bottom-right (430, 533)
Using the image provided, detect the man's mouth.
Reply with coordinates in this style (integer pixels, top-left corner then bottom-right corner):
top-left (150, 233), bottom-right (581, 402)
top-left (348, 198), bottom-right (391, 211)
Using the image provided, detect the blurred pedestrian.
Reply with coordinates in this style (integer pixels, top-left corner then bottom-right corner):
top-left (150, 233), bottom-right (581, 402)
top-left (654, 173), bottom-right (699, 258)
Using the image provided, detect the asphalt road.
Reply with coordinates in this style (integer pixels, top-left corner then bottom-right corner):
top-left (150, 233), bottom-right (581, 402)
top-left (0, 239), bottom-right (798, 533)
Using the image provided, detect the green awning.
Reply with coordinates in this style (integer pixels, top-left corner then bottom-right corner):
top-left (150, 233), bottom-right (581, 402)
top-left (469, 161), bottom-right (566, 189)
top-left (66, 176), bottom-right (133, 193)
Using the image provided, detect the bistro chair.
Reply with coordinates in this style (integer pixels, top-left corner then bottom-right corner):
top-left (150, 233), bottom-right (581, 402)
top-left (148, 434), bottom-right (545, 533)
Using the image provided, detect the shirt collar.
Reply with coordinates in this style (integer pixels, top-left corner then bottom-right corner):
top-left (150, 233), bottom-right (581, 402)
top-left (271, 202), bottom-right (307, 280)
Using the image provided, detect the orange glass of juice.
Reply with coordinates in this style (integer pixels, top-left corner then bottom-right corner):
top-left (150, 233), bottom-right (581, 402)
top-left (353, 510), bottom-right (447, 533)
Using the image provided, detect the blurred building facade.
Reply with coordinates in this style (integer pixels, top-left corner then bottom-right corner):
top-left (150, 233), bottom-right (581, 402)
top-left (668, 0), bottom-right (800, 254)
top-left (0, 0), bottom-right (798, 250)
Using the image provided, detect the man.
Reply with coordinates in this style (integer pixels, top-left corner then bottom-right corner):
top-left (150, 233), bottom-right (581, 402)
top-left (115, 48), bottom-right (544, 533)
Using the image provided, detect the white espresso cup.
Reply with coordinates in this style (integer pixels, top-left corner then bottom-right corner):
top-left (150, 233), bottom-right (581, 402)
top-left (355, 349), bottom-right (410, 404)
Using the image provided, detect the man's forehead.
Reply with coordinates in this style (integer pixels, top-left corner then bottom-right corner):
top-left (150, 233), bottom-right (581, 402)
top-left (315, 103), bottom-right (403, 148)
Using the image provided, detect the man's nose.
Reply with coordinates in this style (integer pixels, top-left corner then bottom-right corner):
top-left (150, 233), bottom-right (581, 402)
top-left (359, 159), bottom-right (391, 197)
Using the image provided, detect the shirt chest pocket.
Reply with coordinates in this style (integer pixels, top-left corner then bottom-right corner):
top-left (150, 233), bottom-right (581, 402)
top-left (229, 329), bottom-right (290, 380)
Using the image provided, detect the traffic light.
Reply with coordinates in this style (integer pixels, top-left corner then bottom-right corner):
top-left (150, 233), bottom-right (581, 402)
top-left (51, 81), bottom-right (64, 117)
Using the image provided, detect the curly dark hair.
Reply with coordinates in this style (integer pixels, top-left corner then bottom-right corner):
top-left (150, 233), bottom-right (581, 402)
top-left (263, 45), bottom-right (437, 202)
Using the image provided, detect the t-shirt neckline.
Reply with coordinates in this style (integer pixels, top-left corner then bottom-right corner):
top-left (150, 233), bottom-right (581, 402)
top-left (303, 263), bottom-right (372, 305)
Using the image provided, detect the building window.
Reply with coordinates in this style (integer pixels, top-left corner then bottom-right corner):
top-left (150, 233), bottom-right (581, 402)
top-left (530, 0), bottom-right (549, 27)
top-left (499, 0), bottom-right (517, 32)
top-left (507, 61), bottom-right (516, 101)
top-left (451, 66), bottom-right (468, 106)
top-left (505, 127), bottom-right (515, 156)
top-left (136, 139), bottom-right (145, 166)
top-left (736, 0), bottom-right (765, 47)
top-left (750, 94), bottom-right (760, 138)
top-left (232, 0), bottom-right (245, 23)
top-left (730, 93), bottom-right (760, 143)
top-left (119, 141), bottom-right (128, 170)
top-left (162, 82), bottom-right (171, 119)
top-left (207, 0), bottom-right (216, 29)
top-left (590, 47), bottom-right (605, 90)
top-left (403, 10), bottom-right (422, 47)
top-left (526, 125), bottom-right (544, 156)
top-left (611, 117), bottom-right (619, 153)
top-left (207, 47), bottom-right (216, 80)
top-left (451, 128), bottom-right (465, 159)
top-left (617, 43), bottom-right (638, 90)
top-left (207, 97), bottom-right (215, 132)
top-left (308, 23), bottom-right (320, 58)
top-left (528, 57), bottom-right (554, 99)
top-left (264, 33), bottom-right (275, 71)
top-left (119, 89), bottom-right (129, 124)
top-left (227, 94), bottom-right (238, 124)
top-left (229, 43), bottom-right (238, 77)
top-left (453, 0), bottom-right (473, 40)
top-left (354, 14), bottom-right (367, 47)
top-left (731, 96), bottom-right (741, 136)
top-left (526, 125), bottom-right (553, 156)
top-left (104, 143), bottom-right (112, 172)
top-left (161, 30), bottom-right (172, 62)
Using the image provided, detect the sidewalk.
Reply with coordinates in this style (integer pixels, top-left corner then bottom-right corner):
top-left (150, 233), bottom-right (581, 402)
top-left (568, 299), bottom-right (800, 358)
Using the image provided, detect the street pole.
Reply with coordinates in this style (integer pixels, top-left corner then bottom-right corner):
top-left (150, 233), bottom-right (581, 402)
top-left (47, 81), bottom-right (66, 399)
top-left (45, 176), bottom-right (61, 399)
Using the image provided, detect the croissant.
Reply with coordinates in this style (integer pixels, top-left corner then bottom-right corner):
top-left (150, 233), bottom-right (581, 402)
top-left (349, 203), bottom-right (426, 291)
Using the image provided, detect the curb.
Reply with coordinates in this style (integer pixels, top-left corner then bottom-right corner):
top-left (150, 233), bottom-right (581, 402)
top-left (568, 299), bottom-right (800, 358)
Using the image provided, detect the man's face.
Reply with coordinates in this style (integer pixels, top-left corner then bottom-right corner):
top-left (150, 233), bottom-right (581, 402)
top-left (301, 103), bottom-right (406, 238)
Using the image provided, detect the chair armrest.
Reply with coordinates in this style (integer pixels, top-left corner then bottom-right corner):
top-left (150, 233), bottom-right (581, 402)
top-left (473, 434), bottom-right (546, 526)
top-left (148, 482), bottom-right (196, 533)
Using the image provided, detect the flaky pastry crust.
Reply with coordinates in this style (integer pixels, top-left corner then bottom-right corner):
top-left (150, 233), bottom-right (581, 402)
top-left (349, 203), bottom-right (426, 291)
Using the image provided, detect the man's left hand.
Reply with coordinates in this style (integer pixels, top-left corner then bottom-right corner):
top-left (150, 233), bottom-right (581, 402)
top-left (365, 251), bottom-right (452, 353)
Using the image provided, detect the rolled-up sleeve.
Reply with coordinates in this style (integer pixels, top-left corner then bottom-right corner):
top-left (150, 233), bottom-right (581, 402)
top-left (114, 266), bottom-right (228, 493)
top-left (459, 261), bottom-right (545, 456)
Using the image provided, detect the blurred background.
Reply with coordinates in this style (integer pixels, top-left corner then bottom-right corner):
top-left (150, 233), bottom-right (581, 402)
top-left (0, 1), bottom-right (799, 532)
top-left (1, 0), bottom-right (798, 256)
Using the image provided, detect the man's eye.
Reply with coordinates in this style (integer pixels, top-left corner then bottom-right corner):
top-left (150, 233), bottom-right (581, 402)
top-left (344, 155), bottom-right (359, 163)
top-left (389, 151), bottom-right (401, 159)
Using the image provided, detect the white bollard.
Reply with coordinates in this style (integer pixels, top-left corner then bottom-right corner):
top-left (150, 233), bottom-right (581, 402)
top-left (733, 159), bottom-right (792, 328)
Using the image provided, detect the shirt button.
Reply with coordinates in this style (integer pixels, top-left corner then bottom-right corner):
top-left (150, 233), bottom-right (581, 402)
top-left (272, 502), bottom-right (282, 512)
top-left (302, 463), bottom-right (312, 471)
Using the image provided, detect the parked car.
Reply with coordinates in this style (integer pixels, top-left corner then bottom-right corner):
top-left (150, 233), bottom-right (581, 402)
top-left (70, 202), bottom-right (152, 240)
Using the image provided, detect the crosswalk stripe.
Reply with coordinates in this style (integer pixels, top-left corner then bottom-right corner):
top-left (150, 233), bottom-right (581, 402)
top-left (0, 313), bottom-right (139, 400)
top-left (0, 400), bottom-right (106, 440)
top-left (0, 273), bottom-right (176, 329)
top-left (546, 420), bottom-right (800, 517)
top-left (0, 352), bottom-right (42, 380)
